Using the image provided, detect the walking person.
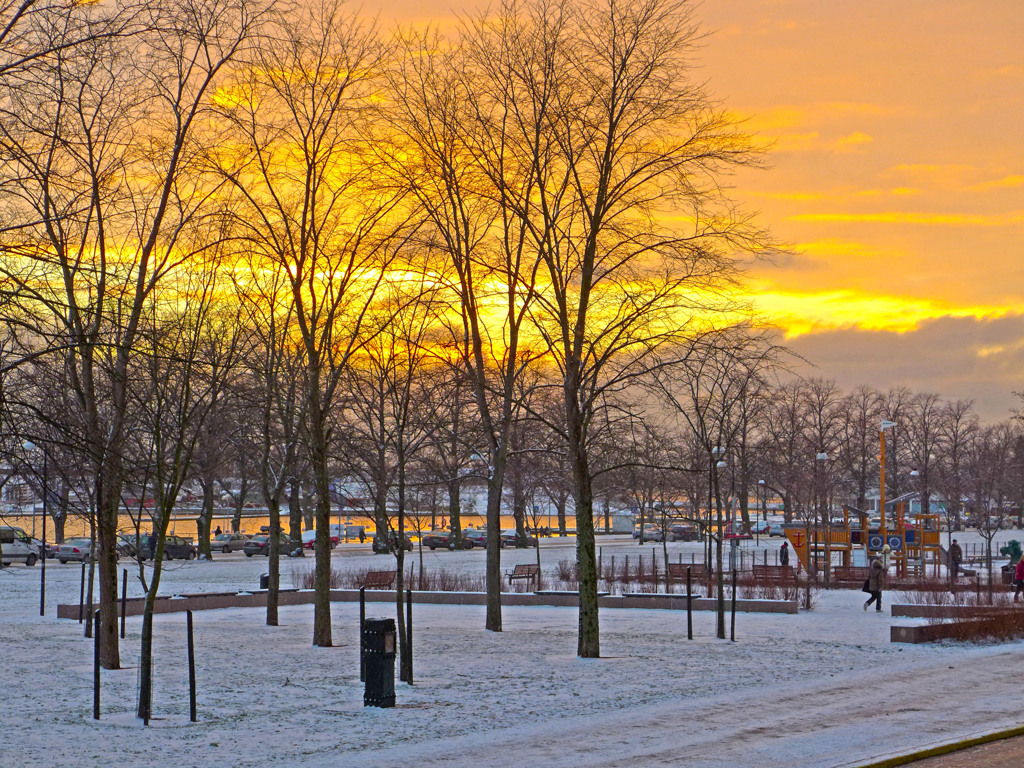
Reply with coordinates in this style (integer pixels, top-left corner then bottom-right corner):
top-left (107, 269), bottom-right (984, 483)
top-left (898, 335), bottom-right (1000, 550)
top-left (1014, 556), bottom-right (1024, 602)
top-left (948, 538), bottom-right (963, 581)
top-left (863, 556), bottom-right (885, 612)
top-left (779, 541), bottom-right (790, 567)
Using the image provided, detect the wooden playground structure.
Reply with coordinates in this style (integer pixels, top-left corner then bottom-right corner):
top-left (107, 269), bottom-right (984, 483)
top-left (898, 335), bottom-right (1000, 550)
top-left (784, 502), bottom-right (945, 578)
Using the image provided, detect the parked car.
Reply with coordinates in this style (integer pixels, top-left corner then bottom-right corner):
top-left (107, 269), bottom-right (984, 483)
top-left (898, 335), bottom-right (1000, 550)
top-left (116, 534), bottom-right (138, 558)
top-left (213, 532), bottom-right (250, 553)
top-left (767, 523), bottom-right (787, 537)
top-left (500, 530), bottom-right (538, 548)
top-left (0, 525), bottom-right (40, 566)
top-left (136, 534), bottom-right (198, 561)
top-left (669, 524), bottom-right (698, 542)
top-left (372, 532), bottom-right (413, 554)
top-left (462, 528), bottom-right (489, 548)
top-left (56, 537), bottom-right (94, 564)
top-left (633, 524), bottom-right (664, 542)
top-left (421, 529), bottom-right (471, 550)
top-left (300, 530), bottom-right (339, 550)
top-left (747, 520), bottom-right (771, 536)
top-left (244, 533), bottom-right (293, 557)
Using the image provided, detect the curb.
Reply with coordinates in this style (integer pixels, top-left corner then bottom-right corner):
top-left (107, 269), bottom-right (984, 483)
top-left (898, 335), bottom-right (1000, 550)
top-left (854, 724), bottom-right (1024, 767)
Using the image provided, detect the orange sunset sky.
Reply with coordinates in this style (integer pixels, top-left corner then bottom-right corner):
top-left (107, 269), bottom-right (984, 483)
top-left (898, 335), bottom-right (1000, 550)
top-left (380, 0), bottom-right (1024, 418)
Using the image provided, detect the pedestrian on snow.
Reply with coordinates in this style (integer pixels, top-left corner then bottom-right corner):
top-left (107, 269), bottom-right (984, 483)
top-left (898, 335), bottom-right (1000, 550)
top-left (358, 528), bottom-right (366, 544)
top-left (779, 541), bottom-right (790, 566)
top-left (1014, 556), bottom-right (1024, 602)
top-left (863, 557), bottom-right (885, 612)
top-left (949, 538), bottom-right (963, 580)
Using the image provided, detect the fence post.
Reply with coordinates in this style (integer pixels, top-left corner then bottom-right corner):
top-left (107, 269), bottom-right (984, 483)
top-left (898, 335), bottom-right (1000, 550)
top-left (79, 562), bottom-right (86, 623)
top-left (730, 569), bottom-right (737, 642)
top-left (92, 609), bottom-right (101, 720)
top-left (187, 610), bottom-right (197, 722)
top-left (120, 569), bottom-right (128, 639)
top-left (406, 587), bottom-right (413, 685)
top-left (686, 566), bottom-right (693, 640)
top-left (359, 586), bottom-right (366, 682)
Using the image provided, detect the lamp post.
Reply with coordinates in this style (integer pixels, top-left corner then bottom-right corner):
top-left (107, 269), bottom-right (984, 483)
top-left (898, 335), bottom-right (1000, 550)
top-left (756, 479), bottom-right (766, 545)
top-left (816, 451), bottom-right (829, 584)
top-left (24, 441), bottom-right (47, 616)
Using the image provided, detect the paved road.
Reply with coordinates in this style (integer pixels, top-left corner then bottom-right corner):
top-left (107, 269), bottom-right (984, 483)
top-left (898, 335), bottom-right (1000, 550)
top-left (902, 734), bottom-right (1024, 768)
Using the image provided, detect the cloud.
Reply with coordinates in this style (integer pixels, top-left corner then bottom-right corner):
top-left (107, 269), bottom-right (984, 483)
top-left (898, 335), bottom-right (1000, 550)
top-left (750, 287), bottom-right (1010, 337)
top-left (789, 211), bottom-right (1024, 227)
top-left (785, 314), bottom-right (1024, 421)
top-left (970, 174), bottom-right (1024, 192)
top-left (832, 131), bottom-right (873, 152)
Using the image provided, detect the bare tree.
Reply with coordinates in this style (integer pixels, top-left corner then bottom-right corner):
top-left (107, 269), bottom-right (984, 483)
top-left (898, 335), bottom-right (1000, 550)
top-left (215, 0), bottom-right (412, 647)
top-left (0, 0), bottom-right (264, 668)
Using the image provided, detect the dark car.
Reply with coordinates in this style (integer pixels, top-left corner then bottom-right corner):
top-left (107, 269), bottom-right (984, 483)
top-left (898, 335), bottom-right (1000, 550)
top-left (372, 532), bottom-right (413, 554)
top-left (669, 524), bottom-right (698, 542)
top-left (136, 534), bottom-right (197, 561)
top-left (462, 528), bottom-right (488, 548)
top-left (421, 529), bottom-right (473, 550)
top-left (500, 530), bottom-right (538, 548)
top-left (116, 534), bottom-right (138, 558)
top-left (243, 533), bottom-right (293, 557)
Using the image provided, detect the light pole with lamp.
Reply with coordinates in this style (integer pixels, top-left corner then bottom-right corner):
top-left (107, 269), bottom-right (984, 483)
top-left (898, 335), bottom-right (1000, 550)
top-left (816, 451), bottom-right (829, 584)
top-left (24, 441), bottom-right (47, 616)
top-left (753, 481), bottom-right (761, 548)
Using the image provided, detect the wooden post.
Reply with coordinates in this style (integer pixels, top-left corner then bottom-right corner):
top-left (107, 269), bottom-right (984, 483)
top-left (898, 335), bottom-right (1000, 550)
top-left (120, 569), bottom-right (128, 639)
top-left (406, 587), bottom-right (413, 685)
top-left (359, 587), bottom-right (366, 682)
top-left (79, 562), bottom-right (86, 623)
top-left (686, 566), bottom-right (693, 640)
top-left (730, 569), bottom-right (737, 642)
top-left (92, 609), bottom-right (101, 720)
top-left (187, 610), bottom-right (197, 722)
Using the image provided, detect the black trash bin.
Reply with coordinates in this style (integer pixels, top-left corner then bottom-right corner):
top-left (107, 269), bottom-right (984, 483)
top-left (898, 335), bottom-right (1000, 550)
top-left (259, 573), bottom-right (270, 590)
top-left (363, 617), bottom-right (396, 708)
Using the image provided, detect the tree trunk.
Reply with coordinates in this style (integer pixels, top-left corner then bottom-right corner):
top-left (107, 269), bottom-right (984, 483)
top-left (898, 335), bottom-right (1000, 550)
top-left (556, 495), bottom-right (567, 537)
top-left (198, 479), bottom-right (214, 559)
top-left (567, 401), bottom-right (599, 658)
top-left (448, 475), bottom-right (462, 545)
top-left (289, 480), bottom-right (303, 548)
top-left (267, 496), bottom-right (281, 626)
top-left (96, 477), bottom-right (121, 669)
top-left (485, 472), bottom-right (504, 632)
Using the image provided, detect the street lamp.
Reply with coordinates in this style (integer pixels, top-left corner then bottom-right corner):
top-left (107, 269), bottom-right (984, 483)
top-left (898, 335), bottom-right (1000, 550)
top-left (24, 441), bottom-right (47, 617)
top-left (815, 451), bottom-right (828, 581)
top-left (756, 479), bottom-right (766, 545)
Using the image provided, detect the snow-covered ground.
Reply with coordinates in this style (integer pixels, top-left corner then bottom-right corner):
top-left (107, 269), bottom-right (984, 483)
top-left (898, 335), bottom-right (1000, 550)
top-left (3, 533), bottom-right (1024, 768)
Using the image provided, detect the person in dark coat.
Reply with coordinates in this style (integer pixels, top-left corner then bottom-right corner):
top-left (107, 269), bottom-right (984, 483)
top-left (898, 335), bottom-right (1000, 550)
top-left (864, 557), bottom-right (885, 612)
top-left (779, 541), bottom-right (790, 566)
top-left (948, 538), bottom-right (963, 581)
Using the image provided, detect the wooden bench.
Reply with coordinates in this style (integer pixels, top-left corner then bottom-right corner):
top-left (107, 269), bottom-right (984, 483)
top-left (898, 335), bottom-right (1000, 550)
top-left (831, 566), bottom-right (870, 585)
top-left (360, 570), bottom-right (396, 590)
top-left (666, 563), bottom-right (712, 580)
top-left (752, 564), bottom-right (796, 584)
top-left (506, 563), bottom-right (539, 586)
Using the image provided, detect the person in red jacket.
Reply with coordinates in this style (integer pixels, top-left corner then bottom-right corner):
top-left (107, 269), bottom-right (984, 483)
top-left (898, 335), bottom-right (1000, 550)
top-left (1013, 557), bottom-right (1024, 602)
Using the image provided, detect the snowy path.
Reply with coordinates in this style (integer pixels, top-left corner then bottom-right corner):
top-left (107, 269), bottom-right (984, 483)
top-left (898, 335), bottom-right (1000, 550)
top-left (350, 646), bottom-right (1022, 768)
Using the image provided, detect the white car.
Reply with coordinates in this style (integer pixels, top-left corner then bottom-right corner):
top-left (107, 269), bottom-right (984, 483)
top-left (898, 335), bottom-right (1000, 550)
top-left (0, 525), bottom-right (41, 566)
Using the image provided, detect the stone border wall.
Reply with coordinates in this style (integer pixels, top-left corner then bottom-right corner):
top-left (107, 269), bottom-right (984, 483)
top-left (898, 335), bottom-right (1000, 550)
top-left (57, 589), bottom-right (798, 619)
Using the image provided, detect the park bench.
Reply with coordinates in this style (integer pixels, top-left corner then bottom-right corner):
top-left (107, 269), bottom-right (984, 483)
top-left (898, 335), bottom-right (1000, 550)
top-left (666, 563), bottom-right (711, 581)
top-left (506, 563), bottom-right (540, 586)
top-left (360, 570), bottom-right (396, 590)
top-left (752, 564), bottom-right (796, 584)
top-left (831, 566), bottom-right (870, 585)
